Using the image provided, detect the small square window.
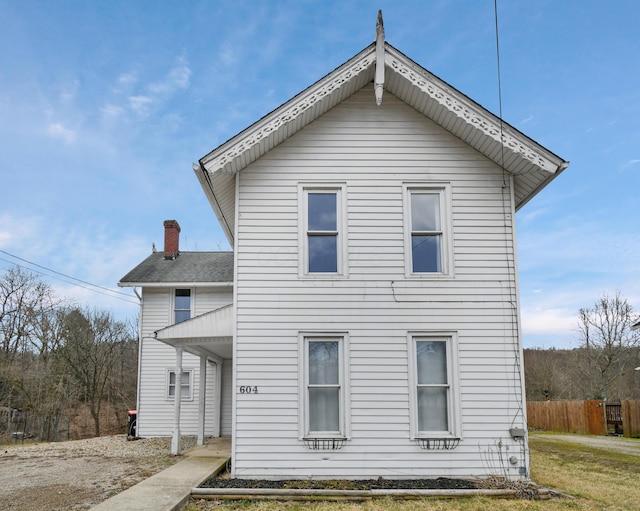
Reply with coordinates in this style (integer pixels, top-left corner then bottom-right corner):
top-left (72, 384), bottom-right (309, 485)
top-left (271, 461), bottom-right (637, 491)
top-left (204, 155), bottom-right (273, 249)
top-left (167, 370), bottom-right (192, 399)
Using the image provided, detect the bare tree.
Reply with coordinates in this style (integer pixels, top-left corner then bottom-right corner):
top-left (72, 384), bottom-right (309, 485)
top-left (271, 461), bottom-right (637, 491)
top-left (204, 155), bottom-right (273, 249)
top-left (0, 267), bottom-right (62, 427)
top-left (0, 267), bottom-right (60, 361)
top-left (575, 292), bottom-right (640, 400)
top-left (1, 267), bottom-right (139, 440)
top-left (524, 348), bottom-right (581, 401)
top-left (19, 307), bottom-right (74, 440)
top-left (58, 308), bottom-right (133, 437)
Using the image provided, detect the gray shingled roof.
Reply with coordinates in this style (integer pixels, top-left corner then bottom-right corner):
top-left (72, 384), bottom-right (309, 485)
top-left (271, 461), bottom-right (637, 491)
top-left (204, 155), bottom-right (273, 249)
top-left (118, 252), bottom-right (234, 285)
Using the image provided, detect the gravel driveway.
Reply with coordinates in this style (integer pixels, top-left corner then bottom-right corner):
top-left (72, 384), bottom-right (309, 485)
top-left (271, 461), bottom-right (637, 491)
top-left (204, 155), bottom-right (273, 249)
top-left (530, 433), bottom-right (640, 457)
top-left (0, 435), bottom-right (188, 511)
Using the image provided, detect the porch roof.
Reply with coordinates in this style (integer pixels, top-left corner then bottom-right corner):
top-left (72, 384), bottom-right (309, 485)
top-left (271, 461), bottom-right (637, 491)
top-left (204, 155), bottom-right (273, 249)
top-left (154, 304), bottom-right (233, 359)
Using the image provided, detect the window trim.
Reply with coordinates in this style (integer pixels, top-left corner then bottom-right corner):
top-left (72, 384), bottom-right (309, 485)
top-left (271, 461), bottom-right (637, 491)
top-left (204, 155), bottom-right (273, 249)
top-left (173, 288), bottom-right (192, 324)
top-left (298, 332), bottom-right (350, 440)
top-left (165, 369), bottom-right (194, 401)
top-left (407, 332), bottom-right (460, 439)
top-left (298, 183), bottom-right (348, 278)
top-left (403, 183), bottom-right (453, 278)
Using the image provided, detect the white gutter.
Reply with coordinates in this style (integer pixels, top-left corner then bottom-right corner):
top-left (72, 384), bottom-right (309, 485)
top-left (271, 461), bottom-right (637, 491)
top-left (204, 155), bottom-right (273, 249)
top-left (118, 282), bottom-right (233, 288)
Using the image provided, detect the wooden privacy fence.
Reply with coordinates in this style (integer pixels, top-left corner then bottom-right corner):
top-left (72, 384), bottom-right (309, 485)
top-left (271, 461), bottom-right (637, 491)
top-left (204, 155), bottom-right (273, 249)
top-left (621, 400), bottom-right (640, 438)
top-left (527, 400), bottom-right (640, 437)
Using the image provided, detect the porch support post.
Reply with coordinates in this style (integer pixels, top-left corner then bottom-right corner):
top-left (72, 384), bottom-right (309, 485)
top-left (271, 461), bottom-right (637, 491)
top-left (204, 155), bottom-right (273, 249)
top-left (171, 346), bottom-right (183, 455)
top-left (215, 361), bottom-right (223, 437)
top-left (197, 355), bottom-right (207, 446)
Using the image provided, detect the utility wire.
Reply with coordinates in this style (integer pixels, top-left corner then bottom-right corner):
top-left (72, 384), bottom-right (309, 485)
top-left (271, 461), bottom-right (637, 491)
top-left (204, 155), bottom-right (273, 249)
top-left (0, 250), bottom-right (138, 305)
top-left (493, 1), bottom-right (527, 465)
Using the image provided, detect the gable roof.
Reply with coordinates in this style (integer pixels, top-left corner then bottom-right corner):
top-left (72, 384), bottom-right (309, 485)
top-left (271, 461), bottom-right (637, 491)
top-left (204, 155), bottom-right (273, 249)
top-left (195, 41), bottom-right (568, 245)
top-left (118, 251), bottom-right (234, 287)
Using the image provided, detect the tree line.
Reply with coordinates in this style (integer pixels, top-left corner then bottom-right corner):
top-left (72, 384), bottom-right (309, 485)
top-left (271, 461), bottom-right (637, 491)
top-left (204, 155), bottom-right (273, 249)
top-left (3, 265), bottom-right (639, 439)
top-left (0, 266), bottom-right (137, 441)
top-left (525, 293), bottom-right (640, 402)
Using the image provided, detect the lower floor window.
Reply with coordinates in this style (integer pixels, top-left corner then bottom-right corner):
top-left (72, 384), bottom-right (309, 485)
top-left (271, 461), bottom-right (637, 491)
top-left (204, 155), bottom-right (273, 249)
top-left (301, 335), bottom-right (348, 438)
top-left (167, 369), bottom-right (192, 399)
top-left (409, 334), bottom-right (459, 438)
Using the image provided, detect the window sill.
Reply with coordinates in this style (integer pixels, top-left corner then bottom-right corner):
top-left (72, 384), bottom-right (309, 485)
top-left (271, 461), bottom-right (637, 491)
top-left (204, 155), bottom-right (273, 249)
top-left (405, 272), bottom-right (454, 280)
top-left (300, 273), bottom-right (348, 280)
top-left (303, 437), bottom-right (347, 450)
top-left (414, 437), bottom-right (460, 450)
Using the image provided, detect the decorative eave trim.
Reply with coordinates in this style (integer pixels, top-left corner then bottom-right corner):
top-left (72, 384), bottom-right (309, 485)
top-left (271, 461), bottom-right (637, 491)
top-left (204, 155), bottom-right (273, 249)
top-left (200, 46), bottom-right (376, 175)
top-left (374, 10), bottom-right (385, 106)
top-left (384, 46), bottom-right (561, 174)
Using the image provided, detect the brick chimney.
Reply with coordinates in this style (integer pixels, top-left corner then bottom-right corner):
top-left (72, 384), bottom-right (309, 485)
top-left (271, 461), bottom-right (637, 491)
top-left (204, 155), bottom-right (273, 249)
top-left (163, 220), bottom-right (181, 260)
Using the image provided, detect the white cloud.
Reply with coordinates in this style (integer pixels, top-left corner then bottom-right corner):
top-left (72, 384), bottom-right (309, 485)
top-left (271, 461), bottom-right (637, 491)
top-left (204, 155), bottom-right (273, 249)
top-left (147, 56), bottom-right (191, 95)
top-left (100, 103), bottom-right (125, 118)
top-left (117, 71), bottom-right (138, 87)
top-left (100, 56), bottom-right (192, 121)
top-left (218, 43), bottom-right (237, 66)
top-left (521, 306), bottom-right (577, 336)
top-left (128, 95), bottom-right (154, 117)
top-left (59, 80), bottom-right (80, 103)
top-left (46, 122), bottom-right (75, 143)
top-left (0, 213), bottom-right (145, 321)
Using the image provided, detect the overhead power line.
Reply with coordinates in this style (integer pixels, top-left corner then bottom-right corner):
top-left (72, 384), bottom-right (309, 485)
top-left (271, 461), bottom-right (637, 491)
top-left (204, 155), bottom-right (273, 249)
top-left (0, 249), bottom-right (138, 305)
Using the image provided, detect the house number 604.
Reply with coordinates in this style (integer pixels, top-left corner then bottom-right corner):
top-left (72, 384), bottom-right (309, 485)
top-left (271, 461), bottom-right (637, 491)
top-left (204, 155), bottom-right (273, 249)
top-left (239, 386), bottom-right (258, 394)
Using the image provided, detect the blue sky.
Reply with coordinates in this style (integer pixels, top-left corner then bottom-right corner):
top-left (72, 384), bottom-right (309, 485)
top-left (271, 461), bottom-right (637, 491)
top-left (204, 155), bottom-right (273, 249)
top-left (1, 1), bottom-right (639, 348)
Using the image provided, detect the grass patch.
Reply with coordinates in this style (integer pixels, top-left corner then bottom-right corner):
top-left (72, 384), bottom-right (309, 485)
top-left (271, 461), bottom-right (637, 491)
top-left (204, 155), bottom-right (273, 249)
top-left (528, 433), bottom-right (640, 510)
top-left (187, 433), bottom-right (640, 511)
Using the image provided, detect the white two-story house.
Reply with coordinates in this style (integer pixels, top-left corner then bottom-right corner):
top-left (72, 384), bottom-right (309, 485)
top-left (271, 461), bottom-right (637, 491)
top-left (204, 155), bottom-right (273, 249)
top-left (119, 19), bottom-right (568, 480)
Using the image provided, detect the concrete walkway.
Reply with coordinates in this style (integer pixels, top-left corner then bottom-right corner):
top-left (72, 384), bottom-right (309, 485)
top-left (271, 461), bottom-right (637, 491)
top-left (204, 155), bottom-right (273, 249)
top-left (91, 437), bottom-right (231, 511)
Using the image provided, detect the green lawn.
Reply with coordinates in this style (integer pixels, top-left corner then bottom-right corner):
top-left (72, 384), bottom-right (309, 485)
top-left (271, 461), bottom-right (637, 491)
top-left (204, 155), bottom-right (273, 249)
top-left (188, 432), bottom-right (640, 511)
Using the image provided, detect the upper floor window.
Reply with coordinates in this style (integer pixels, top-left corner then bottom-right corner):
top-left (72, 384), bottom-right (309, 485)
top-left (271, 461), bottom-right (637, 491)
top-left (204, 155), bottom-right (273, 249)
top-left (300, 185), bottom-right (347, 277)
top-left (404, 184), bottom-right (452, 276)
top-left (174, 289), bottom-right (191, 323)
top-left (308, 192), bottom-right (337, 272)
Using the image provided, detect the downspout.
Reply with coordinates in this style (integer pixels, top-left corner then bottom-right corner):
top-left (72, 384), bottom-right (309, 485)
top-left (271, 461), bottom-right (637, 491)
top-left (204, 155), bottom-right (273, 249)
top-left (171, 347), bottom-right (183, 455)
top-left (509, 174), bottom-right (529, 478)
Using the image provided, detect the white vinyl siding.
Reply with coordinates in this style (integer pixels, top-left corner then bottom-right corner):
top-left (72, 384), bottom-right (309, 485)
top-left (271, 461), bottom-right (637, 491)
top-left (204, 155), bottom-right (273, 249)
top-left (220, 359), bottom-right (233, 436)
top-left (232, 85), bottom-right (526, 479)
top-left (136, 286), bottom-right (233, 437)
